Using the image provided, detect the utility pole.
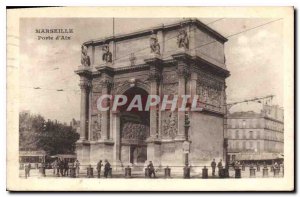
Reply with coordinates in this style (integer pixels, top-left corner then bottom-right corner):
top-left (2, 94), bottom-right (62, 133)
top-left (112, 17), bottom-right (115, 36)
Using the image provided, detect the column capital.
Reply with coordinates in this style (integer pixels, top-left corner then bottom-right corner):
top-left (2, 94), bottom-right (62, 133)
top-left (79, 79), bottom-right (92, 90)
top-left (177, 65), bottom-right (191, 79)
top-left (100, 79), bottom-right (113, 89)
top-left (148, 72), bottom-right (162, 82)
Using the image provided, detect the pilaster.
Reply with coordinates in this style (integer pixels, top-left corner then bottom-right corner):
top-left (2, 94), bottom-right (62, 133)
top-left (172, 53), bottom-right (192, 141)
top-left (75, 67), bottom-right (92, 141)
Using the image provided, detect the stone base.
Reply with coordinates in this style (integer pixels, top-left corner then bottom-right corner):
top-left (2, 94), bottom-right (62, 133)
top-left (76, 140), bottom-right (115, 166)
top-left (76, 141), bottom-right (91, 166)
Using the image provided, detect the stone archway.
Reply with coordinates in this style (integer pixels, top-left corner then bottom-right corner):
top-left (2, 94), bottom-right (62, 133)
top-left (118, 87), bottom-right (150, 168)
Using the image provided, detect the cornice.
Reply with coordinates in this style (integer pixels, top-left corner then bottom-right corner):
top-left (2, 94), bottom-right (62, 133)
top-left (83, 18), bottom-right (227, 47)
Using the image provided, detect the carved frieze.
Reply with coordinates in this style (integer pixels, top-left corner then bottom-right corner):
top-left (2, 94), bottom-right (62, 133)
top-left (161, 111), bottom-right (178, 139)
top-left (196, 71), bottom-right (224, 111)
top-left (121, 122), bottom-right (150, 141)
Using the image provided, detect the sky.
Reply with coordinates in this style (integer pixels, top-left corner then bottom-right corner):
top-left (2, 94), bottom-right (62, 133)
top-left (18, 18), bottom-right (283, 123)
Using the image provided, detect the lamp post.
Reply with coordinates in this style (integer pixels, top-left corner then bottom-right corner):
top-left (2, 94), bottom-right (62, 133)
top-left (183, 113), bottom-right (190, 178)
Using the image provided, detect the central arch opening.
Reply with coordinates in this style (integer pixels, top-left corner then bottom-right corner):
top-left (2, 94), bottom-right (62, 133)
top-left (119, 87), bottom-right (150, 167)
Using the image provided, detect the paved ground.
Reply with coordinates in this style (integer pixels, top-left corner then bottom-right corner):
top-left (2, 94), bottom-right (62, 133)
top-left (20, 167), bottom-right (284, 179)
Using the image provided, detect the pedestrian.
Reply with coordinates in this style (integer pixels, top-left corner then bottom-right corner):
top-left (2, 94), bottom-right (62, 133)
top-left (75, 159), bottom-right (80, 177)
top-left (52, 159), bottom-right (57, 175)
top-left (147, 161), bottom-right (156, 178)
top-left (24, 163), bottom-right (30, 178)
top-left (104, 159), bottom-right (111, 178)
top-left (28, 163), bottom-right (31, 177)
top-left (235, 160), bottom-right (240, 169)
top-left (58, 158), bottom-right (64, 177)
top-left (97, 160), bottom-right (103, 178)
top-left (217, 159), bottom-right (223, 177)
top-left (64, 160), bottom-right (69, 176)
top-left (211, 159), bottom-right (216, 176)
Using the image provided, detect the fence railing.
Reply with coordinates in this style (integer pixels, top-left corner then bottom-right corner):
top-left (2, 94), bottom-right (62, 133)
top-left (20, 164), bottom-right (284, 179)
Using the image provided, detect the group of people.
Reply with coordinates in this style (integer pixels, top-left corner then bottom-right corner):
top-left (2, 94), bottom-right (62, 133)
top-left (210, 159), bottom-right (223, 177)
top-left (52, 158), bottom-right (80, 177)
top-left (96, 159), bottom-right (111, 178)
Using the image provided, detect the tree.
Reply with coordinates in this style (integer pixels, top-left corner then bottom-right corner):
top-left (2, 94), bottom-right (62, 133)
top-left (19, 111), bottom-right (45, 151)
top-left (19, 111), bottom-right (80, 155)
top-left (37, 120), bottom-right (80, 155)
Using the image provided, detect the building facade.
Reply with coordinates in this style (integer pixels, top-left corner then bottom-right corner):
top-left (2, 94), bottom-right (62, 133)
top-left (75, 19), bottom-right (230, 171)
top-left (227, 105), bottom-right (284, 163)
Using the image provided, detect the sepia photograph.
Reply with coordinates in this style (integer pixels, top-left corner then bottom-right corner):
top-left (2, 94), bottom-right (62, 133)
top-left (6, 7), bottom-right (294, 191)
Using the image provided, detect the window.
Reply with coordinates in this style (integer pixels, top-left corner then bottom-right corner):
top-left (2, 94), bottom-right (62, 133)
top-left (235, 141), bottom-right (239, 150)
top-left (243, 141), bottom-right (246, 149)
top-left (249, 131), bottom-right (253, 139)
top-left (242, 120), bottom-right (246, 128)
top-left (257, 141), bottom-right (260, 152)
top-left (252, 119), bottom-right (256, 128)
top-left (249, 141), bottom-right (253, 149)
top-left (232, 155), bottom-right (236, 161)
top-left (235, 130), bottom-right (239, 139)
top-left (257, 131), bottom-right (260, 139)
top-left (232, 119), bottom-right (236, 129)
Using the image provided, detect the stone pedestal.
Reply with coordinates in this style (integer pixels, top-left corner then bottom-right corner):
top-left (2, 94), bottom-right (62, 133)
top-left (250, 168), bottom-right (256, 178)
top-left (76, 141), bottom-right (91, 166)
top-left (235, 168), bottom-right (241, 178)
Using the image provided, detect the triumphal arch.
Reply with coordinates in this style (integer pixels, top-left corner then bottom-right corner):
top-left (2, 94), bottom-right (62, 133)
top-left (75, 19), bottom-right (230, 172)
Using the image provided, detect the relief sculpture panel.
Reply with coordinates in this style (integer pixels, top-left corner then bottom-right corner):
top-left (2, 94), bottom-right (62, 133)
top-left (161, 111), bottom-right (178, 139)
top-left (91, 113), bottom-right (102, 141)
top-left (196, 71), bottom-right (224, 112)
top-left (121, 121), bottom-right (150, 141)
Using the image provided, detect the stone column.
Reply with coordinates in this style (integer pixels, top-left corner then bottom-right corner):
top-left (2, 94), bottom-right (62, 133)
top-left (91, 46), bottom-right (95, 65)
top-left (145, 58), bottom-right (163, 140)
top-left (190, 72), bottom-right (197, 99)
top-left (149, 74), bottom-right (159, 139)
top-left (101, 80), bottom-right (112, 140)
top-left (79, 77), bottom-right (91, 141)
top-left (145, 57), bottom-right (163, 165)
top-left (172, 53), bottom-right (192, 167)
top-left (176, 61), bottom-right (190, 140)
top-left (112, 111), bottom-right (121, 169)
top-left (75, 67), bottom-right (92, 165)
